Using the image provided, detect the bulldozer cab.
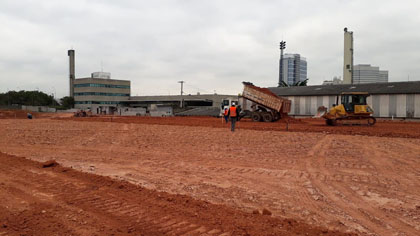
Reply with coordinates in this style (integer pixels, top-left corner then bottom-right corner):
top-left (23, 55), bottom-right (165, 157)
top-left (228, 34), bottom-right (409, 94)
top-left (340, 92), bottom-right (369, 113)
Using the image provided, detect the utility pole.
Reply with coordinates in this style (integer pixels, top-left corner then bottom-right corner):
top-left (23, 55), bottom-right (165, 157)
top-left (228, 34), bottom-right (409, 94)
top-left (178, 81), bottom-right (185, 108)
top-left (278, 41), bottom-right (286, 87)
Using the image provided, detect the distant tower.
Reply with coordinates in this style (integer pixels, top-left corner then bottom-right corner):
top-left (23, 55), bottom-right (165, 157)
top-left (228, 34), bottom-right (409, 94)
top-left (343, 28), bottom-right (353, 84)
top-left (68, 49), bottom-right (75, 97)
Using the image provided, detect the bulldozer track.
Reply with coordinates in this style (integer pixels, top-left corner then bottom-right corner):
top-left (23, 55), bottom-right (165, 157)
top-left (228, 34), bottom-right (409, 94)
top-left (304, 135), bottom-right (420, 236)
top-left (0, 152), bottom-right (354, 236)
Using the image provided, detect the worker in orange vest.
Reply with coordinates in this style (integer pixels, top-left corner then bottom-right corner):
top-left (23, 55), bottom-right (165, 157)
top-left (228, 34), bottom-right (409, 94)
top-left (223, 108), bottom-right (229, 123)
top-left (227, 103), bottom-right (238, 132)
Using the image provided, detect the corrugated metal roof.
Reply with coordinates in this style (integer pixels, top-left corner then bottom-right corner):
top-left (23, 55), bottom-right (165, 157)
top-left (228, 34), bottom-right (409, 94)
top-left (269, 81), bottom-right (420, 96)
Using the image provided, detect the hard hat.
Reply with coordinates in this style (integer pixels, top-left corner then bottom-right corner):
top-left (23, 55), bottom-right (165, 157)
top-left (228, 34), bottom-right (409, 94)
top-left (232, 102), bottom-right (236, 105)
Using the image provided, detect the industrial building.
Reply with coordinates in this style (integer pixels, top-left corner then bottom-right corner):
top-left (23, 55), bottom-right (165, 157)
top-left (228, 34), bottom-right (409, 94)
top-left (280, 53), bottom-right (307, 86)
top-left (69, 50), bottom-right (131, 114)
top-left (73, 73), bottom-right (130, 114)
top-left (353, 64), bottom-right (388, 84)
top-left (270, 81), bottom-right (420, 118)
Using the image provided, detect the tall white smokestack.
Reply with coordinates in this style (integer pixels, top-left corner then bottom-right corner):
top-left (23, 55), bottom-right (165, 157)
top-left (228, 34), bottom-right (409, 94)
top-left (68, 49), bottom-right (75, 97)
top-left (343, 27), bottom-right (353, 84)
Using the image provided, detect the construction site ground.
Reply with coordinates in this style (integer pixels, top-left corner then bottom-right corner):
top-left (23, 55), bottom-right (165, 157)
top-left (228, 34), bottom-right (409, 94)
top-left (0, 113), bottom-right (419, 235)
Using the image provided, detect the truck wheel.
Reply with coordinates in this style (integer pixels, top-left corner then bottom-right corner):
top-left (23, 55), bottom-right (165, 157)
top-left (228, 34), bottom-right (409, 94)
top-left (273, 113), bottom-right (280, 121)
top-left (262, 113), bottom-right (273, 122)
top-left (251, 112), bottom-right (261, 122)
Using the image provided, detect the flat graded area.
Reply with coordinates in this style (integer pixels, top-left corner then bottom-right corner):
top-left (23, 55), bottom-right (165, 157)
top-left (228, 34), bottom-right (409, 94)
top-left (0, 115), bottom-right (420, 235)
top-left (58, 116), bottom-right (420, 139)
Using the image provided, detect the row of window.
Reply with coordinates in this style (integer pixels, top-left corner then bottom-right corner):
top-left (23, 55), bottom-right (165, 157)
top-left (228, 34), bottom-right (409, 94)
top-left (74, 83), bottom-right (130, 89)
top-left (75, 101), bottom-right (121, 105)
top-left (74, 92), bottom-right (130, 97)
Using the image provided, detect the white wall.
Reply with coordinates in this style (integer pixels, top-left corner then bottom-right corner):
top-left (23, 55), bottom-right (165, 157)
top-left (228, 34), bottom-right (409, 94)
top-left (310, 96), bottom-right (318, 115)
top-left (322, 96), bottom-right (330, 108)
top-left (379, 95), bottom-right (389, 117)
top-left (288, 96), bottom-right (295, 115)
top-left (299, 97), bottom-right (305, 115)
top-left (415, 94), bottom-right (420, 118)
top-left (396, 95), bottom-right (407, 117)
top-left (284, 94), bottom-right (419, 118)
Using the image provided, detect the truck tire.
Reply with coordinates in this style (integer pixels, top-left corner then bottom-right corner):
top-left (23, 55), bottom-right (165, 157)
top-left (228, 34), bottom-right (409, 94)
top-left (262, 113), bottom-right (273, 122)
top-left (251, 112), bottom-right (262, 122)
top-left (273, 113), bottom-right (280, 121)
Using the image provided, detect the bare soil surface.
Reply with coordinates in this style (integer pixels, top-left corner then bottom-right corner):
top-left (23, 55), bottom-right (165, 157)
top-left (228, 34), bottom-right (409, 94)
top-left (59, 116), bottom-right (420, 139)
top-left (0, 116), bottom-right (419, 235)
top-left (0, 152), bottom-right (348, 236)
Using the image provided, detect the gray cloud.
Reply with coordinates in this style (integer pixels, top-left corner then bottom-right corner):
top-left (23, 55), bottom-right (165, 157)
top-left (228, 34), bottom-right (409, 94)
top-left (1, 0), bottom-right (419, 97)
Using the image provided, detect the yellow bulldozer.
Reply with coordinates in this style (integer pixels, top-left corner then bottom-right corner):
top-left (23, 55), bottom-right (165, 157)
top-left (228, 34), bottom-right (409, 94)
top-left (316, 92), bottom-right (376, 126)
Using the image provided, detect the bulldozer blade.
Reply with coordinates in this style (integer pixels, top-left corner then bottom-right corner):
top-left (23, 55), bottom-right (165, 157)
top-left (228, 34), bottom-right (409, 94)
top-left (314, 106), bottom-right (328, 118)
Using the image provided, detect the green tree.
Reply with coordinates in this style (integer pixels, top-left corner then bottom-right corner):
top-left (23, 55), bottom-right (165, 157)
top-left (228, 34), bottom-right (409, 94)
top-left (0, 90), bottom-right (57, 106)
top-left (278, 79), bottom-right (308, 87)
top-left (60, 96), bottom-right (75, 109)
top-left (293, 79), bottom-right (308, 86)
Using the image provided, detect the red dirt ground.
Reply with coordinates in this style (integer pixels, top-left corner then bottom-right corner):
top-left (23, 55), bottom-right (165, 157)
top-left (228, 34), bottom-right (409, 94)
top-left (0, 152), bottom-right (352, 236)
top-left (59, 115), bottom-right (420, 139)
top-left (1, 114), bottom-right (419, 235)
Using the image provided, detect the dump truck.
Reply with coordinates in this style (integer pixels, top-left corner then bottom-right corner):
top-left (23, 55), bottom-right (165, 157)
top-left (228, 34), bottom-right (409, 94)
top-left (239, 82), bottom-right (291, 122)
top-left (316, 92), bottom-right (376, 126)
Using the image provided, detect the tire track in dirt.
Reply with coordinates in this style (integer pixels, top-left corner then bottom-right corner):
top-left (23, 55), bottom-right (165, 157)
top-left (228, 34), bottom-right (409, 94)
top-left (0, 156), bottom-right (227, 235)
top-left (0, 152), bottom-right (354, 236)
top-left (2, 119), bottom-right (419, 235)
top-left (305, 135), bottom-right (419, 235)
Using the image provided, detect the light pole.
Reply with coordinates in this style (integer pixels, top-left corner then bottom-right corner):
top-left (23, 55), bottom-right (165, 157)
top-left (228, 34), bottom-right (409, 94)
top-left (278, 41), bottom-right (286, 87)
top-left (178, 81), bottom-right (185, 108)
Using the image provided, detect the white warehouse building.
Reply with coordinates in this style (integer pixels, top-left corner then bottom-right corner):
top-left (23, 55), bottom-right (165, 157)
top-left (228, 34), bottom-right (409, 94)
top-left (269, 81), bottom-right (420, 118)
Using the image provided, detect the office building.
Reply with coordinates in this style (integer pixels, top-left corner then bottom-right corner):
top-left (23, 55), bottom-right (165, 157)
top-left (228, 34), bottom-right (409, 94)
top-left (73, 73), bottom-right (130, 114)
top-left (352, 64), bottom-right (388, 84)
top-left (280, 53), bottom-right (307, 86)
top-left (68, 49), bottom-right (130, 114)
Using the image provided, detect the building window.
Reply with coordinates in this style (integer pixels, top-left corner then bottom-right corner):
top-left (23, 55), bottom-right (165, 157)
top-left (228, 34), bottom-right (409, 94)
top-left (74, 92), bottom-right (130, 96)
top-left (74, 83), bottom-right (130, 89)
top-left (75, 101), bottom-right (121, 105)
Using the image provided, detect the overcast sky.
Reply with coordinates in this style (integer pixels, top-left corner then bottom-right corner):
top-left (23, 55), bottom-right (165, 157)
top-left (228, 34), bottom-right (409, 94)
top-left (1, 0), bottom-right (420, 97)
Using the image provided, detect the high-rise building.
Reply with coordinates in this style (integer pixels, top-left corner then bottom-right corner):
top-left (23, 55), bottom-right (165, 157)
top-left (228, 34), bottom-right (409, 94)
top-left (280, 53), bottom-right (307, 86)
top-left (352, 64), bottom-right (388, 84)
